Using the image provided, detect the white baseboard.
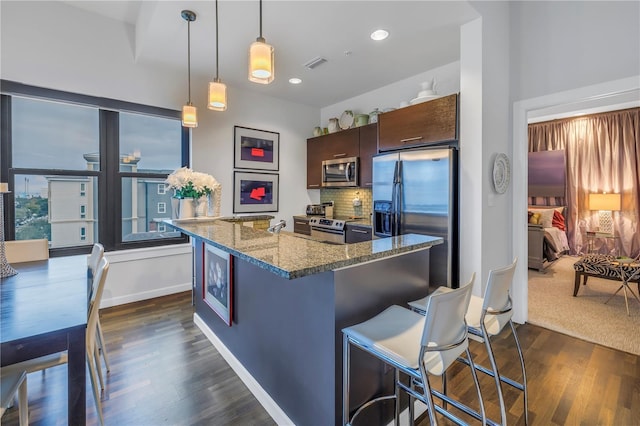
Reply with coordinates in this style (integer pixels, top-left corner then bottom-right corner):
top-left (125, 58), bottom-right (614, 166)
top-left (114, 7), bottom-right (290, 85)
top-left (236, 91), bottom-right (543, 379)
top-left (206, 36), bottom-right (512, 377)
top-left (100, 282), bottom-right (192, 309)
top-left (193, 313), bottom-right (295, 426)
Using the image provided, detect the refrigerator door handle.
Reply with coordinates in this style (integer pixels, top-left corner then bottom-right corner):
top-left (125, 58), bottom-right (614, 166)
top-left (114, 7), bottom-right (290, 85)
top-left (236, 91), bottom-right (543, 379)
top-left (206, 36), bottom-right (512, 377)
top-left (392, 161), bottom-right (402, 236)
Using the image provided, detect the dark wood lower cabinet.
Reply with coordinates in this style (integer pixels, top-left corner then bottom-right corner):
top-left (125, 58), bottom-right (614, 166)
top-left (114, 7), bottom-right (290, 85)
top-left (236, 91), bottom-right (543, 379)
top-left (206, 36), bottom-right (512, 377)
top-left (293, 216), bottom-right (311, 235)
top-left (345, 224), bottom-right (372, 243)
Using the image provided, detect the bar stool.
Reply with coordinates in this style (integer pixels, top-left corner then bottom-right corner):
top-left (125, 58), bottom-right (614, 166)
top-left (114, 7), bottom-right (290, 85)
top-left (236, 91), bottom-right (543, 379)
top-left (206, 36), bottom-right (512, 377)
top-left (342, 275), bottom-right (486, 425)
top-left (1, 370), bottom-right (28, 426)
top-left (409, 258), bottom-right (527, 426)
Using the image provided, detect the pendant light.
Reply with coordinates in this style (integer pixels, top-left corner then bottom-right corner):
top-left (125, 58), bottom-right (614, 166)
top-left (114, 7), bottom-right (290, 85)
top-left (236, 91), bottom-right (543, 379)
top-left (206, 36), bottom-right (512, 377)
top-left (208, 0), bottom-right (227, 111)
top-left (248, 0), bottom-right (274, 84)
top-left (181, 10), bottom-right (197, 128)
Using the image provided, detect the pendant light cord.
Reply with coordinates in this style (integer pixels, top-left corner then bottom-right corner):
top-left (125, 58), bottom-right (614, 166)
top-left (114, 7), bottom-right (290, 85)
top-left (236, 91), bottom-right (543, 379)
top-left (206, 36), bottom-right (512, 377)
top-left (215, 0), bottom-right (219, 80)
top-left (187, 19), bottom-right (192, 104)
top-left (259, 0), bottom-right (263, 39)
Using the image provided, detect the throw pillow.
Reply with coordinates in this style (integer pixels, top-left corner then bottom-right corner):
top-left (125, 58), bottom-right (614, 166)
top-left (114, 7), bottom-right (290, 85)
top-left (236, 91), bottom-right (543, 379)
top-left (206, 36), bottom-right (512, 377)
top-left (529, 208), bottom-right (554, 228)
top-left (529, 212), bottom-right (541, 225)
top-left (552, 210), bottom-right (566, 231)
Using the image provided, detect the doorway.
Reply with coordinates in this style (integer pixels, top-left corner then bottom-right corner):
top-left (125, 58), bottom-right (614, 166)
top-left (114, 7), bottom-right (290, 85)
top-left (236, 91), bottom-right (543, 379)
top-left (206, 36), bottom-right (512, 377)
top-left (511, 76), bottom-right (640, 324)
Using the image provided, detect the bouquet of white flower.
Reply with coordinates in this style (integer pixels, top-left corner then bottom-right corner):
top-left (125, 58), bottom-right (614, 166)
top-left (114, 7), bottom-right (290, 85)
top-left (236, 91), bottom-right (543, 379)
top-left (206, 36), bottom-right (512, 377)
top-left (166, 167), bottom-right (220, 199)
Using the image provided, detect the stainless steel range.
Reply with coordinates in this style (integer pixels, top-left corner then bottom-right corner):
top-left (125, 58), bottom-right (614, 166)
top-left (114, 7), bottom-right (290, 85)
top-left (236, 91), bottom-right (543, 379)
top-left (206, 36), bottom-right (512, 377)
top-left (309, 217), bottom-right (347, 245)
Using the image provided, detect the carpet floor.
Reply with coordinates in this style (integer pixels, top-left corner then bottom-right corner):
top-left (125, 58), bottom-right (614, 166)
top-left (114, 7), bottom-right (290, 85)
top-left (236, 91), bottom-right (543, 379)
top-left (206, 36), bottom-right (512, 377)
top-left (528, 255), bottom-right (640, 355)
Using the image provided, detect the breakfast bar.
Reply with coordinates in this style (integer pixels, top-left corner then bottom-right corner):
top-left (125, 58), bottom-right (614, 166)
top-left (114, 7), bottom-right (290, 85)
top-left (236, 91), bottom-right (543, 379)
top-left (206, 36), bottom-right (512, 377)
top-left (166, 217), bottom-right (442, 425)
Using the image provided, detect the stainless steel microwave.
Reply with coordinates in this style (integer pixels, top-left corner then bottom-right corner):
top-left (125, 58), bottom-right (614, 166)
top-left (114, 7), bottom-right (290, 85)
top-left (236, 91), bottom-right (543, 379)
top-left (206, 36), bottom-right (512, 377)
top-left (322, 157), bottom-right (359, 187)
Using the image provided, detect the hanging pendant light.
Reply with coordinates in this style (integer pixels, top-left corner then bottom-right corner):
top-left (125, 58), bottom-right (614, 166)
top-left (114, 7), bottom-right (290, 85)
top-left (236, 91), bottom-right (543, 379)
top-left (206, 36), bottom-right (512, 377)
top-left (208, 0), bottom-right (227, 111)
top-left (181, 10), bottom-right (198, 128)
top-left (248, 0), bottom-right (274, 84)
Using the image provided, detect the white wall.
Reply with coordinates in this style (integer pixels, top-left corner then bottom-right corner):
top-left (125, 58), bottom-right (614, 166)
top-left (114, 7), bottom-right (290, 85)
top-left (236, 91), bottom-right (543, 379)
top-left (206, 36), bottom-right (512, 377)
top-left (0, 1), bottom-right (318, 307)
top-left (321, 62), bottom-right (460, 126)
top-left (189, 81), bottom-right (318, 226)
top-left (510, 1), bottom-right (640, 102)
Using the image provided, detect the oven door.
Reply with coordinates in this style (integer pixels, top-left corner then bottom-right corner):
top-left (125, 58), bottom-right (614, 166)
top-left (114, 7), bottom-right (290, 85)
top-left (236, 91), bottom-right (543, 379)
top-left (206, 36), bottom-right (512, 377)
top-left (310, 227), bottom-right (346, 245)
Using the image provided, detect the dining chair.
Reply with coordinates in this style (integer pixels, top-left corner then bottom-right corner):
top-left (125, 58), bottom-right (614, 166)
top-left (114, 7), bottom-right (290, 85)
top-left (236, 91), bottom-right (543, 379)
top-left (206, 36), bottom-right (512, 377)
top-left (88, 243), bottom-right (111, 387)
top-left (409, 258), bottom-right (527, 426)
top-left (1, 370), bottom-right (28, 426)
top-left (342, 275), bottom-right (485, 425)
top-left (3, 257), bottom-right (110, 426)
top-left (5, 238), bottom-right (49, 263)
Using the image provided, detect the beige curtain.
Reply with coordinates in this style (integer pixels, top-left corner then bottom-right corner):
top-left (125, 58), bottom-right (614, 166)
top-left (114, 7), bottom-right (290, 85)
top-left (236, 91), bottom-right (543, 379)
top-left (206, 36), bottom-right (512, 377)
top-left (528, 107), bottom-right (640, 257)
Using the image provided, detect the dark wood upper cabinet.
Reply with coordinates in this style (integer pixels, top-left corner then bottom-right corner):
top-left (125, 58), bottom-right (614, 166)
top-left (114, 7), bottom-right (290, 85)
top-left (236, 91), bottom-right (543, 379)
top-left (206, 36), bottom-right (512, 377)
top-left (358, 123), bottom-right (378, 188)
top-left (306, 127), bottom-right (361, 189)
top-left (378, 93), bottom-right (458, 151)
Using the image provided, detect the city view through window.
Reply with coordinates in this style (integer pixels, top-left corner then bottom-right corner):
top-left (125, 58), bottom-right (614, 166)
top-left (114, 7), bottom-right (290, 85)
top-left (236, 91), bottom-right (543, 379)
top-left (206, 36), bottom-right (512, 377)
top-left (10, 96), bottom-right (183, 249)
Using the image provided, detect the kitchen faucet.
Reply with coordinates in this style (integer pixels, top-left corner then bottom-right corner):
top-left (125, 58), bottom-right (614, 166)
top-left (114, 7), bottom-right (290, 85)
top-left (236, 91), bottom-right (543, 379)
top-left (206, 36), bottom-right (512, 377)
top-left (268, 220), bottom-right (286, 234)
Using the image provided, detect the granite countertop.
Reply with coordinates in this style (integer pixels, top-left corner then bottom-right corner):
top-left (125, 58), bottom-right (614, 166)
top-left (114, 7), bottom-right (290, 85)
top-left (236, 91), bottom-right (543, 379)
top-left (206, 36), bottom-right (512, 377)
top-left (165, 218), bottom-right (442, 280)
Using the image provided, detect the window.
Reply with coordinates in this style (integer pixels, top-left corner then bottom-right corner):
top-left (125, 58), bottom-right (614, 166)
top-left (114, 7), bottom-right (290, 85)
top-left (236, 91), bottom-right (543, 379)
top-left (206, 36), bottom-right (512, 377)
top-left (158, 223), bottom-right (166, 232)
top-left (1, 81), bottom-right (189, 255)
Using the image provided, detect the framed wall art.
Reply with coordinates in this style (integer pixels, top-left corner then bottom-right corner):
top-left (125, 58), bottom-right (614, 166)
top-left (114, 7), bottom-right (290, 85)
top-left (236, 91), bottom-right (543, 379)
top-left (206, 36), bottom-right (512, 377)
top-left (234, 126), bottom-right (279, 171)
top-left (203, 243), bottom-right (233, 326)
top-left (233, 171), bottom-right (279, 213)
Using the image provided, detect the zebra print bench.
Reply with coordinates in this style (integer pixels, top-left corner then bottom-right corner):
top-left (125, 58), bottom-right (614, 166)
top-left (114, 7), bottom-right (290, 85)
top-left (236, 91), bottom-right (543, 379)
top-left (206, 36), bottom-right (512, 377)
top-left (573, 254), bottom-right (640, 296)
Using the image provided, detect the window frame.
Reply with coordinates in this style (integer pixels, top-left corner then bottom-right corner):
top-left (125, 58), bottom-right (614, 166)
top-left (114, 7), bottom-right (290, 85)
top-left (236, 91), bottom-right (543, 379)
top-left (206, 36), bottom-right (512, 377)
top-left (1, 80), bottom-right (190, 256)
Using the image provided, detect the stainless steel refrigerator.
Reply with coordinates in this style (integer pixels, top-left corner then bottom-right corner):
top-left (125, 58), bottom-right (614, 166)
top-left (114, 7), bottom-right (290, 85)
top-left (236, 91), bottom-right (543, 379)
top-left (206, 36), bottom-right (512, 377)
top-left (372, 147), bottom-right (458, 288)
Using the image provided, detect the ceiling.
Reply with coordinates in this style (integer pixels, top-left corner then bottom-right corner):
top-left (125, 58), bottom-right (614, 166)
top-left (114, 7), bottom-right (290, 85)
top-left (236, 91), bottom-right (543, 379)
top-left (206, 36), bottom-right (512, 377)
top-left (61, 1), bottom-right (480, 108)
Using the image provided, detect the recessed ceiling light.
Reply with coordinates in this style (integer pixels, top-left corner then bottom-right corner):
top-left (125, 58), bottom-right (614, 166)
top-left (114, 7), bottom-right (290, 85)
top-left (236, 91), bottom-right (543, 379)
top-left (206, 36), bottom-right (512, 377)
top-left (370, 29), bottom-right (389, 41)
top-left (289, 77), bottom-right (302, 85)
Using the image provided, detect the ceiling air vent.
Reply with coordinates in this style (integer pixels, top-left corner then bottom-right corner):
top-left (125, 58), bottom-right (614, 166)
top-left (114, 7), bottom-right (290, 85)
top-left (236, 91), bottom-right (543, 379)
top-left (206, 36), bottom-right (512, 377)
top-left (303, 57), bottom-right (327, 70)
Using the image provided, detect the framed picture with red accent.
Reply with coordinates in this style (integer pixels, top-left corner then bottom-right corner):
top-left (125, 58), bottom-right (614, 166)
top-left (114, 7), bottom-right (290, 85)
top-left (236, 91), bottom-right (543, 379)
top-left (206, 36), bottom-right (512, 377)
top-left (233, 171), bottom-right (279, 213)
top-left (203, 242), bottom-right (233, 326)
top-left (234, 126), bottom-right (279, 171)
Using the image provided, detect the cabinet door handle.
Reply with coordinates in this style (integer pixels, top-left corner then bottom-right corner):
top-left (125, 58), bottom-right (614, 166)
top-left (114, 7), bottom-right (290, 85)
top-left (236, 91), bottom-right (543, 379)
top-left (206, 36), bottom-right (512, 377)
top-left (351, 229), bottom-right (369, 234)
top-left (333, 153), bottom-right (347, 157)
top-left (364, 182), bottom-right (372, 187)
top-left (400, 136), bottom-right (423, 143)
top-left (308, 184), bottom-right (320, 187)
top-left (295, 221), bottom-right (308, 225)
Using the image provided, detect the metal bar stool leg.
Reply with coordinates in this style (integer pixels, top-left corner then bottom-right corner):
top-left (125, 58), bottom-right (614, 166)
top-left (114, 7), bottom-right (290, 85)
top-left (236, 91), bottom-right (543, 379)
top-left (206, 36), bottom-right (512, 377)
top-left (510, 321), bottom-right (529, 426)
top-left (482, 325), bottom-right (507, 426)
top-left (342, 334), bottom-right (350, 426)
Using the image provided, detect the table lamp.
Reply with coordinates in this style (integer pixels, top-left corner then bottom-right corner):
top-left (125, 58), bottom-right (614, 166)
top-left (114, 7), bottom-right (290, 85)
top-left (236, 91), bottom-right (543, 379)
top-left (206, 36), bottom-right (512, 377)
top-left (0, 182), bottom-right (18, 278)
top-left (588, 192), bottom-right (621, 235)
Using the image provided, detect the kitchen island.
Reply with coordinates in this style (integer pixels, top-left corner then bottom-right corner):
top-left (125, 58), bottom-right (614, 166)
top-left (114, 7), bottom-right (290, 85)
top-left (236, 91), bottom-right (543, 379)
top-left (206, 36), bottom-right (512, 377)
top-left (166, 217), bottom-right (442, 425)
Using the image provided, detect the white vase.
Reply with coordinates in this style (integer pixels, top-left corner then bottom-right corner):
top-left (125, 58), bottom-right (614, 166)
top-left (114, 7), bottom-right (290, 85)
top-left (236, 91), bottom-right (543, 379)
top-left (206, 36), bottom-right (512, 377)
top-left (178, 198), bottom-right (195, 219)
top-left (195, 196), bottom-right (208, 217)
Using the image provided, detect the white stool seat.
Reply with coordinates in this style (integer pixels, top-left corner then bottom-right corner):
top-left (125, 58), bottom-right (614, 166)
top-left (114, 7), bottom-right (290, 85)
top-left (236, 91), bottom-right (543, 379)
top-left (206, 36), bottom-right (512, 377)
top-left (344, 305), bottom-right (467, 375)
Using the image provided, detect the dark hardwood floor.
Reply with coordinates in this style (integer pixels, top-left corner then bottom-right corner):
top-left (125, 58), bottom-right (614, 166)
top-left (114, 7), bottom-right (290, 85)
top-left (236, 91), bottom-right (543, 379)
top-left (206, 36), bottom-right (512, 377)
top-left (3, 291), bottom-right (639, 425)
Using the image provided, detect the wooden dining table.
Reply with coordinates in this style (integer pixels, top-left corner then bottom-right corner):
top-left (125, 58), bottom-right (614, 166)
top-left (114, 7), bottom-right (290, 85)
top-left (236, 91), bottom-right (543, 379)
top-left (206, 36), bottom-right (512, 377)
top-left (1, 255), bottom-right (88, 425)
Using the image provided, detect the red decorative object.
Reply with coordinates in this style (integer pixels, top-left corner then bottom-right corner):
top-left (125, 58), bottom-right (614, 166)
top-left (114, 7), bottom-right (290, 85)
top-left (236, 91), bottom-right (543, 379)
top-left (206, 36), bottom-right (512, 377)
top-left (552, 210), bottom-right (566, 231)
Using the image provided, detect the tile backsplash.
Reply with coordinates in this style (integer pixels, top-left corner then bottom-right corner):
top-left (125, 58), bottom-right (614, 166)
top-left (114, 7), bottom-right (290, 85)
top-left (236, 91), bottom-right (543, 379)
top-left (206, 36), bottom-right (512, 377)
top-left (321, 188), bottom-right (372, 219)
